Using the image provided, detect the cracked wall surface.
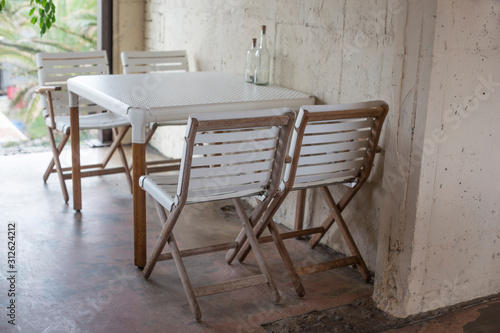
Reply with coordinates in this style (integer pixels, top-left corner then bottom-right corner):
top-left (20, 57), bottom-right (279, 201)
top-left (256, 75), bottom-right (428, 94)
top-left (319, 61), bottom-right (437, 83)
top-left (139, 0), bottom-right (500, 318)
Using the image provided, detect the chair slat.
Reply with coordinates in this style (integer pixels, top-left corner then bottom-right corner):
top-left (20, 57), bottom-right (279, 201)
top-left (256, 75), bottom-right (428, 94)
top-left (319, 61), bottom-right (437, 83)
top-left (298, 149), bottom-right (366, 167)
top-left (305, 118), bottom-right (374, 134)
top-left (39, 57), bottom-right (107, 68)
top-left (43, 64), bottom-right (108, 75)
top-left (190, 160), bottom-right (274, 178)
top-left (127, 64), bottom-right (187, 73)
top-left (193, 138), bottom-right (277, 155)
top-left (126, 55), bottom-right (187, 64)
top-left (124, 50), bottom-right (187, 58)
top-left (195, 127), bottom-right (279, 144)
top-left (186, 183), bottom-right (265, 203)
top-left (191, 149), bottom-right (276, 167)
top-left (299, 140), bottom-right (369, 155)
top-left (121, 50), bottom-right (189, 74)
top-left (188, 170), bottom-right (271, 190)
top-left (301, 129), bottom-right (371, 145)
top-left (293, 169), bottom-right (361, 187)
top-left (295, 159), bottom-right (364, 177)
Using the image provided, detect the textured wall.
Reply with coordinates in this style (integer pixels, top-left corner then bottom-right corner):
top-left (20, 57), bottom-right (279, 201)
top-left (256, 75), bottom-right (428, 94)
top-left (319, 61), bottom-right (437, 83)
top-left (142, 0), bottom-right (500, 318)
top-left (374, 0), bottom-right (500, 317)
top-left (113, 0), bottom-right (145, 74)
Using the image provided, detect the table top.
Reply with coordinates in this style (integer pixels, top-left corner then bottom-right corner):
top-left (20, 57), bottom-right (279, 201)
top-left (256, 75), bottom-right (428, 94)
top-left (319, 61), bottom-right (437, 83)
top-left (68, 71), bottom-right (314, 122)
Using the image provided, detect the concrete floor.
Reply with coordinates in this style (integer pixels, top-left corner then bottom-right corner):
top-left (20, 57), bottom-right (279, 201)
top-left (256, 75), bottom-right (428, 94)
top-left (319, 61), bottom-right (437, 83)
top-left (1, 147), bottom-right (499, 332)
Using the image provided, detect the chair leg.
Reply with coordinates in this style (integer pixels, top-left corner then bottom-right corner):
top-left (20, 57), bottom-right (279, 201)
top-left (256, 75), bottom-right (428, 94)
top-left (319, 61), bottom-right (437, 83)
top-left (328, 199), bottom-right (371, 282)
top-left (143, 202), bottom-right (184, 279)
top-left (101, 126), bottom-right (129, 168)
top-left (233, 198), bottom-right (280, 304)
top-left (146, 198), bottom-right (203, 320)
top-left (310, 186), bottom-right (371, 282)
top-left (168, 232), bottom-right (202, 321)
top-left (46, 128), bottom-right (69, 203)
top-left (233, 193), bottom-right (287, 263)
top-left (267, 219), bottom-right (305, 297)
top-left (43, 133), bottom-right (69, 183)
top-left (309, 186), bottom-right (347, 248)
top-left (225, 194), bottom-right (273, 264)
top-left (144, 123), bottom-right (158, 146)
top-left (229, 193), bottom-right (305, 297)
top-left (112, 127), bottom-right (133, 193)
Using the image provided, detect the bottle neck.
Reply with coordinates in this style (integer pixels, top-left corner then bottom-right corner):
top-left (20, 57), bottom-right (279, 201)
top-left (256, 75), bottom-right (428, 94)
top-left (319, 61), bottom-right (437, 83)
top-left (259, 33), bottom-right (266, 49)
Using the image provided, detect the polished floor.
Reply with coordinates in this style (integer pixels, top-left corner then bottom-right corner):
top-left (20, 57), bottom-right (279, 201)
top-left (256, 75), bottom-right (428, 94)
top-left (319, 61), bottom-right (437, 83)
top-left (0, 147), bottom-right (498, 332)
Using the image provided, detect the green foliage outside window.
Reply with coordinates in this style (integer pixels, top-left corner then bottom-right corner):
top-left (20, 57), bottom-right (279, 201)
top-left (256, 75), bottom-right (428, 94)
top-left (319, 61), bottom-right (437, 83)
top-left (1, 0), bottom-right (56, 36)
top-left (0, 0), bottom-right (97, 137)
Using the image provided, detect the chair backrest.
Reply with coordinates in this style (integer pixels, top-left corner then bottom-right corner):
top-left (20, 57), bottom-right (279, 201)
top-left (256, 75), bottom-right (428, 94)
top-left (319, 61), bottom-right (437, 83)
top-left (175, 108), bottom-right (295, 205)
top-left (36, 51), bottom-right (109, 117)
top-left (121, 50), bottom-right (189, 74)
top-left (283, 101), bottom-right (388, 190)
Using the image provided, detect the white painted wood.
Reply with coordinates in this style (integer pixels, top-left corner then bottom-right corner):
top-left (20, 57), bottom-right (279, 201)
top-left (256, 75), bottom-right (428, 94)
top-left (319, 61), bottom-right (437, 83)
top-left (36, 51), bottom-right (129, 128)
top-left (304, 118), bottom-right (374, 134)
top-left (140, 108), bottom-right (294, 210)
top-left (121, 50), bottom-right (189, 74)
top-left (301, 129), bottom-right (371, 145)
top-left (299, 140), bottom-right (369, 155)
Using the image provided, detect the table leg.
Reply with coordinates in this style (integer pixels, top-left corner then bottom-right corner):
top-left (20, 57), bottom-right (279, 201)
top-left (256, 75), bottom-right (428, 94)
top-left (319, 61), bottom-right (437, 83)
top-left (70, 106), bottom-right (82, 211)
top-left (133, 142), bottom-right (147, 268)
top-left (294, 189), bottom-right (307, 231)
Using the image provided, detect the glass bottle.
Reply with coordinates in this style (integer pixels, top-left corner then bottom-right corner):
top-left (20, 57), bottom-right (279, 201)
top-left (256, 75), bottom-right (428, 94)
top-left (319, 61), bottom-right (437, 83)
top-left (254, 25), bottom-right (270, 85)
top-left (245, 38), bottom-right (257, 83)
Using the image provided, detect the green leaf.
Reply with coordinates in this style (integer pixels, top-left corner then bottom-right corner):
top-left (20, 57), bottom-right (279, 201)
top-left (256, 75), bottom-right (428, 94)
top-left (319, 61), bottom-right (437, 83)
top-left (30, 16), bottom-right (37, 24)
top-left (29, 7), bottom-right (36, 16)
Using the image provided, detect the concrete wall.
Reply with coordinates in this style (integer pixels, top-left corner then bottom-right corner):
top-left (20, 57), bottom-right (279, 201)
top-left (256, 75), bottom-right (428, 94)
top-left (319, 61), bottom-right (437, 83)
top-left (113, 0), bottom-right (145, 74)
top-left (374, 0), bottom-right (500, 317)
top-left (142, 0), bottom-right (500, 317)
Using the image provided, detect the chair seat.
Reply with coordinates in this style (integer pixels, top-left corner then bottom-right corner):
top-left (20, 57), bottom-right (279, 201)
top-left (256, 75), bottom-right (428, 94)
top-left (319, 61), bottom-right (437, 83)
top-left (140, 174), bottom-right (267, 211)
top-left (46, 112), bottom-right (130, 135)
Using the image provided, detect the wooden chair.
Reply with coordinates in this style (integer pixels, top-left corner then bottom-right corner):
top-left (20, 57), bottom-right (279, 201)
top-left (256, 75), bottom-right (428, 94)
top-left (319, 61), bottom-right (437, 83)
top-left (121, 50), bottom-right (189, 174)
top-left (227, 101), bottom-right (389, 283)
top-left (121, 50), bottom-right (189, 74)
top-left (36, 51), bottom-right (132, 203)
top-left (139, 108), bottom-right (304, 321)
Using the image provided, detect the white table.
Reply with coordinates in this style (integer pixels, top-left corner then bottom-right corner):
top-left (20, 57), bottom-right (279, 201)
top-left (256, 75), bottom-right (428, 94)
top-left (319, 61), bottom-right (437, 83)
top-left (68, 71), bottom-right (314, 268)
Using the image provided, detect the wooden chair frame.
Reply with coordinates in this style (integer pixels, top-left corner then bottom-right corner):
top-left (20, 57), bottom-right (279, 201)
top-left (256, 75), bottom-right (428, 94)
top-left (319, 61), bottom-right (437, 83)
top-left (227, 101), bottom-right (389, 283)
top-left (36, 51), bottom-right (133, 203)
top-left (139, 108), bottom-right (305, 321)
